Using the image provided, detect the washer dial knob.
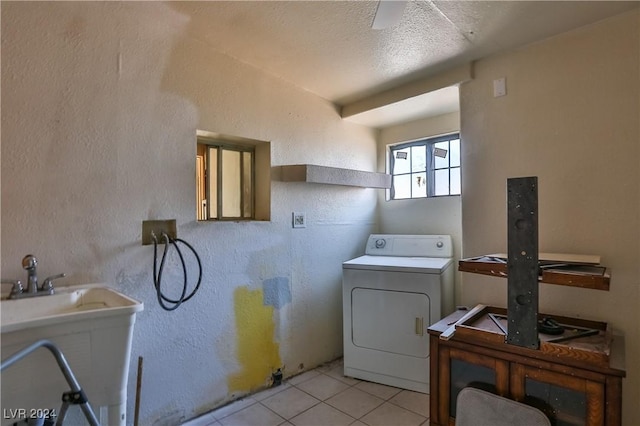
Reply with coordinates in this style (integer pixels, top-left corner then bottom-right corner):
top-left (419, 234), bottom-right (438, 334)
top-left (375, 239), bottom-right (386, 249)
top-left (436, 241), bottom-right (444, 248)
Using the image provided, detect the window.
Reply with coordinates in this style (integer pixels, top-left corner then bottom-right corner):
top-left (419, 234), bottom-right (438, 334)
top-left (388, 133), bottom-right (461, 200)
top-left (196, 131), bottom-right (271, 221)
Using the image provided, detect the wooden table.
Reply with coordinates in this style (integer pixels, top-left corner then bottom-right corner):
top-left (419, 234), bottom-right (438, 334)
top-left (428, 307), bottom-right (625, 426)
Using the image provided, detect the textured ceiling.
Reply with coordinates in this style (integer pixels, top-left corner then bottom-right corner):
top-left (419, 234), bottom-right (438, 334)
top-left (166, 1), bottom-right (638, 125)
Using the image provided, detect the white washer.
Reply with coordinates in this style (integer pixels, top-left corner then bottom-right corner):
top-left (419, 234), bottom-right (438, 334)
top-left (342, 234), bottom-right (455, 393)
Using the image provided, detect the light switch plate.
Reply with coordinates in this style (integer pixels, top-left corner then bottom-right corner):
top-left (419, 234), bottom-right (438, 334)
top-left (493, 77), bottom-right (506, 97)
top-left (292, 212), bottom-right (306, 228)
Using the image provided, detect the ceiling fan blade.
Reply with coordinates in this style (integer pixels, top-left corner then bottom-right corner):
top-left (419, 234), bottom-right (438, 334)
top-left (372, 0), bottom-right (407, 30)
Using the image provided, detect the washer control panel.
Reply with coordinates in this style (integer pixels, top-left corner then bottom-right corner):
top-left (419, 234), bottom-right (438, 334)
top-left (365, 234), bottom-right (452, 258)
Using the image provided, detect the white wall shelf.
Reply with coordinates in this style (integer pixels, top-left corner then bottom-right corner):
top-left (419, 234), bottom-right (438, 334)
top-left (273, 164), bottom-right (391, 189)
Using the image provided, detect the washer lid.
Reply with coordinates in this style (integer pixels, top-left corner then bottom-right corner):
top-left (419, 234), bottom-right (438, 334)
top-left (343, 255), bottom-right (452, 274)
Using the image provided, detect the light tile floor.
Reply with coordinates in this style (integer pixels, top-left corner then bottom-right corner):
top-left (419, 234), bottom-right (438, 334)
top-left (183, 359), bottom-right (429, 426)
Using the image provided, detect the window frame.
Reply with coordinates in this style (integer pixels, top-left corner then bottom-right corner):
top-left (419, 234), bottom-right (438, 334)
top-left (388, 133), bottom-right (461, 200)
top-left (197, 138), bottom-right (255, 221)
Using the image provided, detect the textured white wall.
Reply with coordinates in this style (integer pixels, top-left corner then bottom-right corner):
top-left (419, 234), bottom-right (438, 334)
top-left (377, 112), bottom-right (463, 301)
top-left (460, 11), bottom-right (639, 425)
top-left (1, 2), bottom-right (378, 424)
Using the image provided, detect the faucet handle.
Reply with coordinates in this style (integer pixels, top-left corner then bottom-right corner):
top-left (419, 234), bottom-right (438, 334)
top-left (41, 273), bottom-right (66, 292)
top-left (3, 279), bottom-right (24, 297)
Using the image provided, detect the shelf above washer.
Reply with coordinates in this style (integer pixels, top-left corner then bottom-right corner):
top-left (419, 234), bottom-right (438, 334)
top-left (273, 164), bottom-right (391, 189)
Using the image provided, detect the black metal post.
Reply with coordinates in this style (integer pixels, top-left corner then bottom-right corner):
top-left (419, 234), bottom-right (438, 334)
top-left (507, 176), bottom-right (539, 349)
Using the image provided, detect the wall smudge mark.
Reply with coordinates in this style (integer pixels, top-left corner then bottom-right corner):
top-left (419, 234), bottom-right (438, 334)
top-left (262, 277), bottom-right (292, 309)
top-left (228, 287), bottom-right (282, 392)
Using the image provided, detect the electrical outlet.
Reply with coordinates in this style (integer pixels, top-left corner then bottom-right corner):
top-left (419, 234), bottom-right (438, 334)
top-left (292, 212), bottom-right (306, 228)
top-left (142, 219), bottom-right (177, 245)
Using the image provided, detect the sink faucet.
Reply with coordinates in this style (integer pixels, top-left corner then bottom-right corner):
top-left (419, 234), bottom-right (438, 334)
top-left (2, 255), bottom-right (66, 299)
top-left (22, 254), bottom-right (39, 294)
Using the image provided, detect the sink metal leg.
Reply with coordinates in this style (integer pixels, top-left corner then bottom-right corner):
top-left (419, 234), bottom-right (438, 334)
top-left (1, 339), bottom-right (100, 426)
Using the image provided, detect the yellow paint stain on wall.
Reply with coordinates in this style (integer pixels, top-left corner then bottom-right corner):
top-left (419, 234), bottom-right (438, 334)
top-left (228, 287), bottom-right (282, 392)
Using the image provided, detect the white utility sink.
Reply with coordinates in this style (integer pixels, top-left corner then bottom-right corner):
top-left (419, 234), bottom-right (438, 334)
top-left (1, 284), bottom-right (143, 426)
top-left (1, 284), bottom-right (142, 333)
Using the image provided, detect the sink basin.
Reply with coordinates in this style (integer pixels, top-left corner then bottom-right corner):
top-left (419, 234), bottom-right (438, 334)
top-left (1, 284), bottom-right (142, 334)
top-left (1, 284), bottom-right (143, 426)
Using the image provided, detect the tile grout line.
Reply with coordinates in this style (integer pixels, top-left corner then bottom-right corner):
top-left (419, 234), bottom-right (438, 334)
top-left (390, 389), bottom-right (432, 418)
top-left (212, 398), bottom-right (259, 422)
top-left (385, 398), bottom-right (430, 419)
top-left (289, 372), bottom-right (372, 423)
top-left (331, 377), bottom-right (430, 423)
top-left (315, 376), bottom-right (383, 422)
top-left (286, 376), bottom-right (340, 422)
top-left (255, 400), bottom-right (288, 425)
top-left (290, 371), bottom-right (406, 424)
